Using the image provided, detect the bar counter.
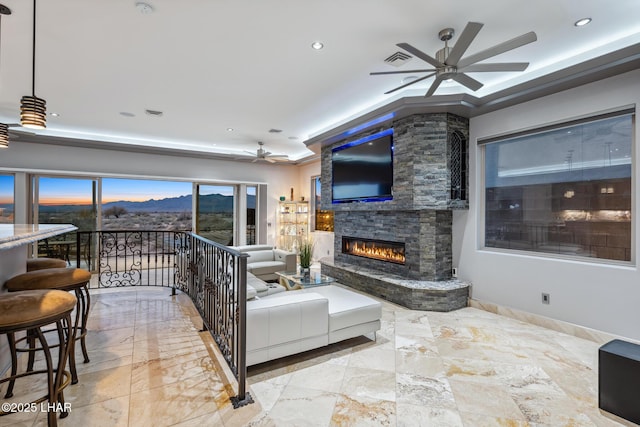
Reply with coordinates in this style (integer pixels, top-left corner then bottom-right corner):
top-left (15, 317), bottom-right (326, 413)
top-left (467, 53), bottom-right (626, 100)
top-left (0, 224), bottom-right (77, 286)
top-left (0, 223), bottom-right (77, 374)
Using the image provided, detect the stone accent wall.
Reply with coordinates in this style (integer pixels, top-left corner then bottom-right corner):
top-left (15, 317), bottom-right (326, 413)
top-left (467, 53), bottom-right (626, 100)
top-left (320, 112), bottom-right (468, 282)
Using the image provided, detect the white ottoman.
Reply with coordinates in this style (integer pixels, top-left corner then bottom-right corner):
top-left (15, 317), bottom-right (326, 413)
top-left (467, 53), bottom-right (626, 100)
top-left (298, 285), bottom-right (382, 343)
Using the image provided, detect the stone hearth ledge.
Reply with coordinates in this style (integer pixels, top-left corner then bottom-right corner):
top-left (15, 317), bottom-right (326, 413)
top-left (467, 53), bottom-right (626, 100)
top-left (320, 258), bottom-right (469, 312)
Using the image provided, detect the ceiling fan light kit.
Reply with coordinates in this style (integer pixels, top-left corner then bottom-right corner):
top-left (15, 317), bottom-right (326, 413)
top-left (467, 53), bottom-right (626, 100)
top-left (20, 0), bottom-right (47, 129)
top-left (371, 22), bottom-right (537, 97)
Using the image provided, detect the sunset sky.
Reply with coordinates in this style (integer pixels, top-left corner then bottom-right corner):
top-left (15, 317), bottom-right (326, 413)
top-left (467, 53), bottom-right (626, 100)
top-left (0, 175), bottom-right (13, 204)
top-left (0, 175), bottom-right (238, 206)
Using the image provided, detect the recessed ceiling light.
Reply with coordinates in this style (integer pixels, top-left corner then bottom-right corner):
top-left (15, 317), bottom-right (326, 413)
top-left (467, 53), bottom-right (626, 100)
top-left (311, 41), bottom-right (324, 50)
top-left (226, 128), bottom-right (234, 132)
top-left (288, 136), bottom-right (298, 140)
top-left (574, 18), bottom-right (592, 27)
top-left (135, 2), bottom-right (154, 14)
top-left (49, 112), bottom-right (60, 117)
top-left (269, 128), bottom-right (283, 133)
top-left (119, 112), bottom-right (135, 117)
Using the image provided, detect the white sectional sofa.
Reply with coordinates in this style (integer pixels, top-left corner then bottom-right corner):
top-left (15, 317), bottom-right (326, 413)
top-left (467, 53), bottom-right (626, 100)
top-left (246, 284), bottom-right (382, 366)
top-left (246, 271), bottom-right (286, 299)
top-left (231, 244), bottom-right (296, 282)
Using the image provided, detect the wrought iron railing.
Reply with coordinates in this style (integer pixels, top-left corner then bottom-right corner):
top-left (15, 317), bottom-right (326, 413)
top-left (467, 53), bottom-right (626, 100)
top-left (75, 230), bottom-right (252, 406)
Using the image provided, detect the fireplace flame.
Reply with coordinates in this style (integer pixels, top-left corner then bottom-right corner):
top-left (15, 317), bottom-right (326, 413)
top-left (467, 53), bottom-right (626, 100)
top-left (347, 240), bottom-right (405, 264)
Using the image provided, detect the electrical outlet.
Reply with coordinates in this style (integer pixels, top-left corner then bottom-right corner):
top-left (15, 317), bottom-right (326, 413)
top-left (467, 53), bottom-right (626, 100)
top-left (451, 268), bottom-right (458, 278)
top-left (542, 293), bottom-right (550, 304)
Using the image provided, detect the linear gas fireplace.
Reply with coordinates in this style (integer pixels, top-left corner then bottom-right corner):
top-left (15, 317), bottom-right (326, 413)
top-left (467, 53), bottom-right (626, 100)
top-left (342, 236), bottom-right (405, 265)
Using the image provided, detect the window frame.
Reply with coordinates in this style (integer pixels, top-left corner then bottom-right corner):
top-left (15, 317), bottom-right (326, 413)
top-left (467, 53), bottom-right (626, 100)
top-left (479, 108), bottom-right (635, 265)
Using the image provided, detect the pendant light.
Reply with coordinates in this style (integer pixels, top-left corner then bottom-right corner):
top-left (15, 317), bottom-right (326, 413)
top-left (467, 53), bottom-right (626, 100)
top-left (0, 123), bottom-right (8, 149)
top-left (0, 4), bottom-right (11, 147)
top-left (20, 0), bottom-right (46, 129)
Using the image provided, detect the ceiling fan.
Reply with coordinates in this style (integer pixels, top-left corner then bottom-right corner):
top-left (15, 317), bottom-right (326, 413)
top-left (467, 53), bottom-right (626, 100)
top-left (244, 141), bottom-right (289, 163)
top-left (371, 22), bottom-right (537, 96)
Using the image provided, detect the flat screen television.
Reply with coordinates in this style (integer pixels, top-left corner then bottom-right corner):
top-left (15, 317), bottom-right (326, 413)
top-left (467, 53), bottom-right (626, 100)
top-left (331, 129), bottom-right (394, 203)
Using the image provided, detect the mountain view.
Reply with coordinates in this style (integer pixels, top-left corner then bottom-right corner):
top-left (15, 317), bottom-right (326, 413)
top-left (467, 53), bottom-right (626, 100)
top-left (26, 193), bottom-right (255, 213)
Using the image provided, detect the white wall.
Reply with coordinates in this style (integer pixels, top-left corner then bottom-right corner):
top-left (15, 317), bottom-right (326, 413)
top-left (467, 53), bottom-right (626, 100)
top-left (455, 69), bottom-right (640, 340)
top-left (296, 159), bottom-right (335, 261)
top-left (0, 141), bottom-right (300, 246)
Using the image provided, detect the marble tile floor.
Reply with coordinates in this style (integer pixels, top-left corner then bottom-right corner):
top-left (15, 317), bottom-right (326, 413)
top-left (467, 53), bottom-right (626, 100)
top-left (0, 285), bottom-right (636, 427)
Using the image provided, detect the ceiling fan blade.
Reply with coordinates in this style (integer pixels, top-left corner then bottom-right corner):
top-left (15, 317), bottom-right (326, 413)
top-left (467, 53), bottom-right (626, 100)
top-left (461, 62), bottom-right (530, 72)
top-left (457, 31), bottom-right (537, 69)
top-left (425, 76), bottom-right (444, 97)
top-left (384, 72), bottom-right (436, 95)
top-left (445, 22), bottom-right (484, 66)
top-left (243, 150), bottom-right (255, 155)
top-left (265, 157), bottom-right (276, 163)
top-left (396, 43), bottom-right (443, 68)
top-left (370, 69), bottom-right (436, 76)
top-left (451, 72), bottom-right (484, 91)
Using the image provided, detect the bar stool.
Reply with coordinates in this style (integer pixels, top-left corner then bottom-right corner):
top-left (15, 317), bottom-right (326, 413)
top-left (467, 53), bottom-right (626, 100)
top-left (27, 258), bottom-right (67, 272)
top-left (5, 268), bottom-right (92, 384)
top-left (0, 289), bottom-right (76, 427)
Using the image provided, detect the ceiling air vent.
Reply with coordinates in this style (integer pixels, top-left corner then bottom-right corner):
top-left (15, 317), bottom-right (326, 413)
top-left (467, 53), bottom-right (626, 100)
top-left (145, 109), bottom-right (164, 117)
top-left (384, 51), bottom-right (413, 67)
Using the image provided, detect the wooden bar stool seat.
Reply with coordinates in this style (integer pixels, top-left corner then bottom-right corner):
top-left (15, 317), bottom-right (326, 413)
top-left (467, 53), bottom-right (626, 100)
top-left (5, 268), bottom-right (92, 384)
top-left (27, 258), bottom-right (68, 272)
top-left (0, 289), bottom-right (76, 427)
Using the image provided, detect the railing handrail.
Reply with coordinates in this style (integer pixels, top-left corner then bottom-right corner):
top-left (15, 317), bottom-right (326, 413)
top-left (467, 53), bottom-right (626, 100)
top-left (74, 229), bottom-right (252, 406)
top-left (189, 232), bottom-right (249, 259)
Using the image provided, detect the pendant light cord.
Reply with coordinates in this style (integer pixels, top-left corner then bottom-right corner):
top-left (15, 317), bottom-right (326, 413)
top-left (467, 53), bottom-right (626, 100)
top-left (0, 4), bottom-right (10, 73)
top-left (0, 14), bottom-right (3, 73)
top-left (31, 0), bottom-right (36, 96)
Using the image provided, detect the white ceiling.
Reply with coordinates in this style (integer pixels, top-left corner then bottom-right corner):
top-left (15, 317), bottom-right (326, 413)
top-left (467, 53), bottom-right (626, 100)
top-left (0, 0), bottom-right (638, 162)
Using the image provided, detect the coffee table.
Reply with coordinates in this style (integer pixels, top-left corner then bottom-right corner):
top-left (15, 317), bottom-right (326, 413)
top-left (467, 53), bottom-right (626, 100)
top-left (275, 270), bottom-right (336, 291)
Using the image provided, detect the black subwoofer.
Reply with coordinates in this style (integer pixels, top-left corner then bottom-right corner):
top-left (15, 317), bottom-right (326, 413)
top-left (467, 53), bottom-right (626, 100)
top-left (599, 339), bottom-right (640, 424)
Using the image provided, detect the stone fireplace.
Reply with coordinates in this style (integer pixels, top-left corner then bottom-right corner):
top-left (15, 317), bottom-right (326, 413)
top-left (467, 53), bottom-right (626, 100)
top-left (334, 210), bottom-right (452, 280)
top-left (342, 236), bottom-right (405, 265)
top-left (319, 112), bottom-right (471, 311)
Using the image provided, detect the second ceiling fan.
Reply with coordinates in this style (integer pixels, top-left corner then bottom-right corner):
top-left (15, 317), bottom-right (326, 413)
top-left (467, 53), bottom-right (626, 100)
top-left (244, 141), bottom-right (289, 163)
top-left (371, 22), bottom-right (537, 97)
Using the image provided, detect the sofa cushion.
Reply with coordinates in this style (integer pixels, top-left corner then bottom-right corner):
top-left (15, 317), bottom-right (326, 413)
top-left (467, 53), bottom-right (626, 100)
top-left (298, 285), bottom-right (382, 332)
top-left (248, 261), bottom-right (286, 277)
top-left (232, 244), bottom-right (274, 253)
top-left (246, 293), bottom-right (328, 351)
top-left (247, 283), bottom-right (258, 300)
top-left (247, 272), bottom-right (268, 293)
top-left (246, 250), bottom-right (275, 263)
